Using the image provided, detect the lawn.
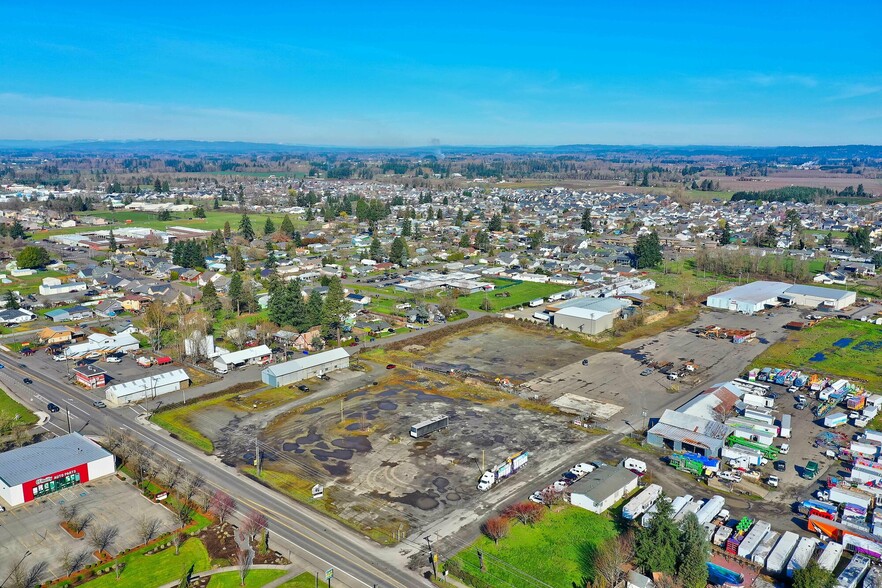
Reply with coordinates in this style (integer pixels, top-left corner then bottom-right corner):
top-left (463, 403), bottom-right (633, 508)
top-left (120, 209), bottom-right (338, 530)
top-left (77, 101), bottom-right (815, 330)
top-left (451, 506), bottom-right (616, 588)
top-left (150, 382), bottom-right (264, 453)
top-left (1, 270), bottom-right (68, 296)
top-left (457, 279), bottom-right (571, 312)
top-left (38, 210), bottom-right (306, 237)
top-left (206, 569), bottom-right (289, 587)
top-left (78, 538), bottom-right (211, 588)
top-left (749, 319), bottom-right (882, 389)
top-left (0, 387), bottom-right (37, 433)
top-left (275, 573), bottom-right (320, 588)
top-left (645, 260), bottom-right (737, 304)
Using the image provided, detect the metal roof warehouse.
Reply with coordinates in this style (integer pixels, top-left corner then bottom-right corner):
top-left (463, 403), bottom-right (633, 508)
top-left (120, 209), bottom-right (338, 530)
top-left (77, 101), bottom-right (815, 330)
top-left (0, 433), bottom-right (115, 507)
top-left (262, 348), bottom-right (350, 387)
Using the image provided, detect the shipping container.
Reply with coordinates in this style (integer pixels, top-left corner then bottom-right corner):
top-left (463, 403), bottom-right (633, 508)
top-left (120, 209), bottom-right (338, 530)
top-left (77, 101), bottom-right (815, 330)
top-left (738, 520), bottom-right (771, 558)
top-left (766, 531), bottom-right (799, 575)
top-left (786, 537), bottom-right (819, 578)
top-left (410, 415), bottom-right (449, 438)
top-left (751, 531), bottom-right (780, 568)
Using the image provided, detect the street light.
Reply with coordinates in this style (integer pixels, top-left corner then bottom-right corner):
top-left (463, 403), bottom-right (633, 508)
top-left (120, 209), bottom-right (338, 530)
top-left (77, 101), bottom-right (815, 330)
top-left (0, 550), bottom-right (31, 588)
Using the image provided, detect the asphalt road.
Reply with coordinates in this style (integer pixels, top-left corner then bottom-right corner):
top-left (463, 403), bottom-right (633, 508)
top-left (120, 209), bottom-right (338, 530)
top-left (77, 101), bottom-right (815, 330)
top-left (0, 357), bottom-right (428, 588)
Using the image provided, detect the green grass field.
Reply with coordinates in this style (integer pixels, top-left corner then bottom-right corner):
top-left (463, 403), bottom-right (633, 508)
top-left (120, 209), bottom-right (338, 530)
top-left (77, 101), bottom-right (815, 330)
top-left (0, 387), bottom-right (37, 434)
top-left (457, 279), bottom-right (571, 312)
top-left (206, 569), bottom-right (289, 587)
top-left (38, 210), bottom-right (306, 237)
top-left (79, 538), bottom-right (210, 588)
top-left (750, 319), bottom-right (882, 389)
top-left (275, 572), bottom-right (320, 588)
top-left (452, 506), bottom-right (616, 588)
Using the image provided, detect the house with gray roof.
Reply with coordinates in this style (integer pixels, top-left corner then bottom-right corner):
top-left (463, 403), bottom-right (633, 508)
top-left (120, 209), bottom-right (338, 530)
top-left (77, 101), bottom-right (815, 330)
top-left (568, 467), bottom-right (640, 513)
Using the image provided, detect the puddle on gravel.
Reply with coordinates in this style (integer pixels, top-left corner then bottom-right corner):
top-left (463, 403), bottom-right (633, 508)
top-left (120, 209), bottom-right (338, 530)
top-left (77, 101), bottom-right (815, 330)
top-left (333, 437), bottom-right (372, 452)
top-left (312, 448), bottom-right (354, 461)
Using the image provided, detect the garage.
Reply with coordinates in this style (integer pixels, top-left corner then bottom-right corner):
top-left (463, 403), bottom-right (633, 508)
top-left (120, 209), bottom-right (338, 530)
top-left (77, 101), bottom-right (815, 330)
top-left (261, 348), bottom-right (350, 387)
top-left (0, 433), bottom-right (115, 507)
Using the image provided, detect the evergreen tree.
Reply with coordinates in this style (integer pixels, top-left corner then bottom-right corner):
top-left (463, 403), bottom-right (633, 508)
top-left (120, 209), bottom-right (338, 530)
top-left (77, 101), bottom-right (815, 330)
top-left (633, 231), bottom-right (662, 268)
top-left (157, 210), bottom-right (172, 221)
top-left (223, 221), bottom-right (232, 240)
top-left (459, 233), bottom-right (471, 248)
top-left (436, 208), bottom-right (443, 220)
top-left (263, 217), bottom-right (275, 236)
top-left (677, 513), bottom-right (710, 588)
top-left (455, 209), bottom-right (464, 226)
top-left (581, 208), bottom-right (593, 232)
top-left (154, 178), bottom-right (162, 192)
top-left (292, 231), bottom-right (302, 247)
top-left (528, 230), bottom-right (544, 250)
top-left (5, 290), bottom-right (19, 310)
top-left (719, 222), bottom-right (732, 245)
top-left (16, 246), bottom-right (50, 269)
top-left (239, 280), bottom-right (258, 314)
top-left (229, 246), bottom-right (245, 271)
top-left (401, 218), bottom-right (412, 237)
top-left (635, 493), bottom-right (679, 574)
top-left (161, 180), bottom-right (170, 193)
top-left (321, 276), bottom-right (350, 345)
top-left (280, 214), bottom-right (295, 237)
top-left (228, 272), bottom-right (243, 314)
top-left (194, 206), bottom-right (206, 218)
top-left (305, 289), bottom-right (323, 328)
top-left (369, 237), bottom-right (384, 262)
top-left (264, 249), bottom-right (277, 270)
top-left (390, 236), bottom-right (410, 266)
top-left (107, 229), bottom-right (117, 252)
top-left (488, 213), bottom-right (502, 232)
top-left (822, 232), bottom-right (834, 248)
top-left (201, 281), bottom-right (221, 314)
top-left (239, 214), bottom-right (255, 241)
top-left (474, 230), bottom-right (491, 252)
top-left (305, 207), bottom-right (315, 221)
top-left (213, 197), bottom-right (220, 209)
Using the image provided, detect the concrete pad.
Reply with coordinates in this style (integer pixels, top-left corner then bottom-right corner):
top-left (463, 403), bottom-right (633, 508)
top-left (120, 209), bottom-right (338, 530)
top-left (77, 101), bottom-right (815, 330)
top-left (551, 393), bottom-right (623, 420)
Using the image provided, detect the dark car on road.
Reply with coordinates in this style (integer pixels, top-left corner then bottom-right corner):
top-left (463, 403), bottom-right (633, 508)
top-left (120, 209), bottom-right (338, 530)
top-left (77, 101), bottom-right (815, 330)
top-left (23, 377), bottom-right (32, 384)
top-left (47, 403), bottom-right (60, 413)
top-left (297, 384), bottom-right (309, 392)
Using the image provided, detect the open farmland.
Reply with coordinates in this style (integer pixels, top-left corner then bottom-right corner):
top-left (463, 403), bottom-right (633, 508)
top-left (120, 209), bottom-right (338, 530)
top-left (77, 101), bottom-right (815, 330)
top-left (750, 318), bottom-right (882, 389)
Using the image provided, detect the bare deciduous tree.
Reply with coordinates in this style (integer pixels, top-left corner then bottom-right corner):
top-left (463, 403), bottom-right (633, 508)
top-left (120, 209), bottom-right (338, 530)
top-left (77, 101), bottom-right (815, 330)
top-left (171, 530), bottom-right (184, 555)
top-left (209, 490), bottom-right (237, 524)
top-left (137, 514), bottom-right (162, 544)
top-left (141, 301), bottom-right (170, 352)
top-left (7, 560), bottom-right (48, 588)
top-left (61, 549), bottom-right (91, 576)
top-left (179, 472), bottom-right (205, 504)
top-left (159, 460), bottom-right (185, 493)
top-left (88, 525), bottom-right (119, 555)
top-left (595, 532), bottom-right (634, 588)
top-left (233, 548), bottom-right (252, 587)
top-left (241, 509), bottom-right (269, 542)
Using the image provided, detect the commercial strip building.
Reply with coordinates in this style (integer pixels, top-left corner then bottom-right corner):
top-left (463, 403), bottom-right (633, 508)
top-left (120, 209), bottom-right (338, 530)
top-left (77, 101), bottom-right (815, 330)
top-left (261, 348), bottom-right (350, 387)
top-left (568, 467), bottom-right (640, 513)
top-left (73, 364), bottom-right (107, 388)
top-left (707, 280), bottom-right (856, 315)
top-left (61, 331), bottom-right (140, 359)
top-left (0, 433), bottom-right (114, 507)
top-left (104, 368), bottom-right (190, 404)
top-left (212, 344), bottom-right (272, 373)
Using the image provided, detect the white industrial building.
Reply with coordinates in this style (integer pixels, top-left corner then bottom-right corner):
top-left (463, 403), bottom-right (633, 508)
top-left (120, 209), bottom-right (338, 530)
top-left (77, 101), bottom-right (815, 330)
top-left (61, 331), bottom-right (141, 359)
top-left (552, 306), bottom-right (615, 335)
top-left (0, 433), bottom-right (114, 507)
top-left (104, 368), bottom-right (190, 404)
top-left (261, 348), bottom-right (350, 387)
top-left (707, 281), bottom-right (856, 314)
top-left (213, 344), bottom-right (272, 373)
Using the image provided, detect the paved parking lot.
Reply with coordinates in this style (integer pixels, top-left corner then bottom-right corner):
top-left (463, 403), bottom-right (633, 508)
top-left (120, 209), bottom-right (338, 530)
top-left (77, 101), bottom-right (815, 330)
top-left (0, 475), bottom-right (174, 581)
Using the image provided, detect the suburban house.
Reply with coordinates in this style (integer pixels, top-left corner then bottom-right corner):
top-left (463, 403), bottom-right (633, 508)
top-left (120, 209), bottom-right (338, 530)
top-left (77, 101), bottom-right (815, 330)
top-left (45, 305), bottom-right (94, 323)
top-left (120, 295), bottom-right (150, 312)
top-left (0, 308), bottom-right (36, 325)
top-left (567, 467), bottom-right (640, 513)
top-left (37, 325), bottom-right (82, 345)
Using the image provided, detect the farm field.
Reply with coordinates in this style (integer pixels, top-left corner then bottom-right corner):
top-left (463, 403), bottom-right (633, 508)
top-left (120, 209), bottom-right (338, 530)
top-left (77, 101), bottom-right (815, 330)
top-left (451, 506), bottom-right (616, 588)
top-left (750, 319), bottom-right (882, 389)
top-left (37, 210), bottom-right (306, 237)
top-left (456, 279), bottom-right (571, 312)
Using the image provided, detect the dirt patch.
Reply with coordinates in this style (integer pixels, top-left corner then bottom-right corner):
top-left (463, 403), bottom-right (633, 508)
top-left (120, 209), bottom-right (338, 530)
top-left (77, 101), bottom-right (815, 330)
top-left (197, 522), bottom-right (289, 565)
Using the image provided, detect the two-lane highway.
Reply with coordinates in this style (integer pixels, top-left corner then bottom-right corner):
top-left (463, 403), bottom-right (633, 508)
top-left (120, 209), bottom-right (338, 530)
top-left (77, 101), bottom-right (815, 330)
top-left (0, 357), bottom-right (426, 588)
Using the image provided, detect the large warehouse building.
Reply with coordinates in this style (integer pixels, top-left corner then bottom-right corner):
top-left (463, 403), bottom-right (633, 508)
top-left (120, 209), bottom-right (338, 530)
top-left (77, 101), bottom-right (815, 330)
top-left (261, 348), bottom-right (350, 387)
top-left (707, 280), bottom-right (856, 314)
top-left (0, 433), bottom-right (114, 507)
top-left (105, 368), bottom-right (190, 404)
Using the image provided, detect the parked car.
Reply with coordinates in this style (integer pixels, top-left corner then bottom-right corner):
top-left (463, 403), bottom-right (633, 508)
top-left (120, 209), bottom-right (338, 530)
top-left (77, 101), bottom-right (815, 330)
top-left (795, 402), bottom-right (807, 410)
top-left (319, 374), bottom-right (331, 381)
top-left (386, 364), bottom-right (396, 369)
top-left (572, 462), bottom-right (595, 476)
top-left (640, 368), bottom-right (654, 376)
top-left (767, 475), bottom-right (779, 487)
top-left (774, 460), bottom-right (787, 472)
top-left (47, 403), bottom-right (60, 413)
top-left (562, 472), bottom-right (579, 482)
top-left (297, 385), bottom-right (310, 392)
top-left (528, 492), bottom-right (543, 504)
top-left (779, 443), bottom-right (790, 455)
top-left (92, 400), bottom-right (106, 408)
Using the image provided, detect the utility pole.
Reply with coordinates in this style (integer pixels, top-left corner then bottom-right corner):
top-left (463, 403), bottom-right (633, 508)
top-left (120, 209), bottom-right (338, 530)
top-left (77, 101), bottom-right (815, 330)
top-left (66, 405), bottom-right (72, 434)
top-left (0, 550), bottom-right (31, 588)
top-left (340, 398), bottom-right (344, 423)
top-left (255, 438), bottom-right (261, 476)
top-left (425, 536), bottom-right (437, 579)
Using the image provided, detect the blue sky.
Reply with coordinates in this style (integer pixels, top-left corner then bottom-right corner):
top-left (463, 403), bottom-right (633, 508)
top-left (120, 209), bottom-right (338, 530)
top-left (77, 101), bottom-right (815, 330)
top-left (3, 2), bottom-right (882, 146)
